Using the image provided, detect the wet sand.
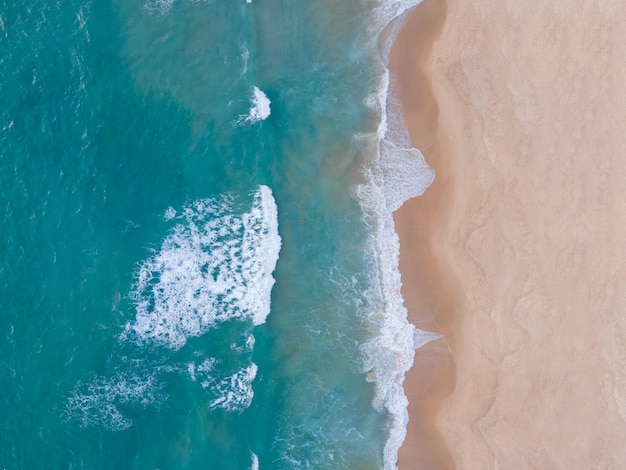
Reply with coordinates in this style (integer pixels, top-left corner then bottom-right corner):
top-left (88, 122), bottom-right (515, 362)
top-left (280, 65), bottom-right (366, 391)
top-left (393, 0), bottom-right (626, 468)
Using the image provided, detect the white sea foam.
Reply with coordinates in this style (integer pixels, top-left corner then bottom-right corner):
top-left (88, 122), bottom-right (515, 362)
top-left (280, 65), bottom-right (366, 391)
top-left (66, 371), bottom-right (165, 431)
top-left (368, 0), bottom-right (426, 64)
top-left (188, 357), bottom-right (217, 384)
top-left (209, 363), bottom-right (258, 411)
top-left (358, 1), bottom-right (441, 469)
top-left (144, 0), bottom-right (176, 14)
top-left (231, 333), bottom-right (256, 352)
top-left (187, 357), bottom-right (258, 411)
top-left (380, 139), bottom-right (434, 213)
top-left (144, 0), bottom-right (215, 14)
top-left (370, 0), bottom-right (423, 38)
top-left (68, 353), bottom-right (258, 430)
top-left (163, 206), bottom-right (176, 221)
top-left (68, 191), bottom-right (277, 429)
top-left (356, 155), bottom-right (439, 470)
top-left (122, 185), bottom-right (281, 350)
top-left (240, 48), bottom-right (250, 77)
top-left (239, 86), bottom-right (271, 124)
top-left (251, 452), bottom-right (259, 470)
top-left (187, 362), bottom-right (197, 381)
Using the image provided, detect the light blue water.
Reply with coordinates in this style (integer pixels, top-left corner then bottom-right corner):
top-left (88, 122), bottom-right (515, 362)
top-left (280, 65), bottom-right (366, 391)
top-left (0, 0), bottom-right (434, 468)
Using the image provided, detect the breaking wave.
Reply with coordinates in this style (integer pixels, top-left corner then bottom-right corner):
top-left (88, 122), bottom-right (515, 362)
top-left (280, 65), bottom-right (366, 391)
top-left (238, 86), bottom-right (271, 125)
top-left (67, 186), bottom-right (280, 429)
top-left (122, 185), bottom-right (281, 350)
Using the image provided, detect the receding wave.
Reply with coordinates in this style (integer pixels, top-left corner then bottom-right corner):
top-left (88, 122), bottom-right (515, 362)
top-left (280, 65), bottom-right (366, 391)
top-left (122, 185), bottom-right (281, 351)
top-left (357, 1), bottom-right (440, 469)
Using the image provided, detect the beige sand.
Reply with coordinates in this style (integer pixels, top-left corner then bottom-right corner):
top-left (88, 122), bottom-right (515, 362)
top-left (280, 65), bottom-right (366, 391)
top-left (392, 0), bottom-right (626, 468)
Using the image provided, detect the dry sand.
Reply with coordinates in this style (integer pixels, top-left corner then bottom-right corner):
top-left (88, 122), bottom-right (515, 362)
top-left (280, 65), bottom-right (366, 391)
top-left (392, 0), bottom-right (626, 468)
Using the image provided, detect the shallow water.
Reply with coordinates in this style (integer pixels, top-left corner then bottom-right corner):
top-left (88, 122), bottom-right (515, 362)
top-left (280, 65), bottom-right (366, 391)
top-left (0, 0), bottom-right (431, 468)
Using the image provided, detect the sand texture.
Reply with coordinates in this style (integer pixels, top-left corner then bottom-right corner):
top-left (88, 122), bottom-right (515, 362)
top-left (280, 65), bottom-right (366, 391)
top-left (393, 0), bottom-right (626, 468)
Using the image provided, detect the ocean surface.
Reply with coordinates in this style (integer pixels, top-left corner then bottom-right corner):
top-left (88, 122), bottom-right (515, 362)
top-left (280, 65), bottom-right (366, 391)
top-left (0, 0), bottom-right (435, 468)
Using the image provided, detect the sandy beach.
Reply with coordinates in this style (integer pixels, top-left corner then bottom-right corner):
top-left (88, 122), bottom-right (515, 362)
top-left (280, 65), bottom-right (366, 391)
top-left (392, 0), bottom-right (626, 468)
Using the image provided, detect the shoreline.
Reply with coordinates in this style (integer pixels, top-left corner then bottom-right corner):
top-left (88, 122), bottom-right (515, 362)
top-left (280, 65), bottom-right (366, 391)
top-left (393, 0), bottom-right (626, 468)
top-left (387, 1), bottom-right (457, 468)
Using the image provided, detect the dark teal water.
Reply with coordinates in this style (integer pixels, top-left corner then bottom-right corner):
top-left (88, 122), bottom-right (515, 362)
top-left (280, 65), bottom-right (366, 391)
top-left (0, 0), bottom-right (434, 468)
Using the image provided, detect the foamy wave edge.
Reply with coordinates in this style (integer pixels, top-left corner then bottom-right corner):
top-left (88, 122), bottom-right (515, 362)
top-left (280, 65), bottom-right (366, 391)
top-left (357, 2), bottom-right (440, 469)
top-left (237, 86), bottom-right (271, 125)
top-left (123, 185), bottom-right (281, 351)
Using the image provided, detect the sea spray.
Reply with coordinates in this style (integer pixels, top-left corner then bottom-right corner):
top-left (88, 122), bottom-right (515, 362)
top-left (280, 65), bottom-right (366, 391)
top-left (358, 1), bottom-right (440, 468)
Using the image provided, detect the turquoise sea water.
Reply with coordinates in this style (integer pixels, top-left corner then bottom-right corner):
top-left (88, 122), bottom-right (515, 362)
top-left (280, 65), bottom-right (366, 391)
top-left (0, 0), bottom-right (435, 468)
